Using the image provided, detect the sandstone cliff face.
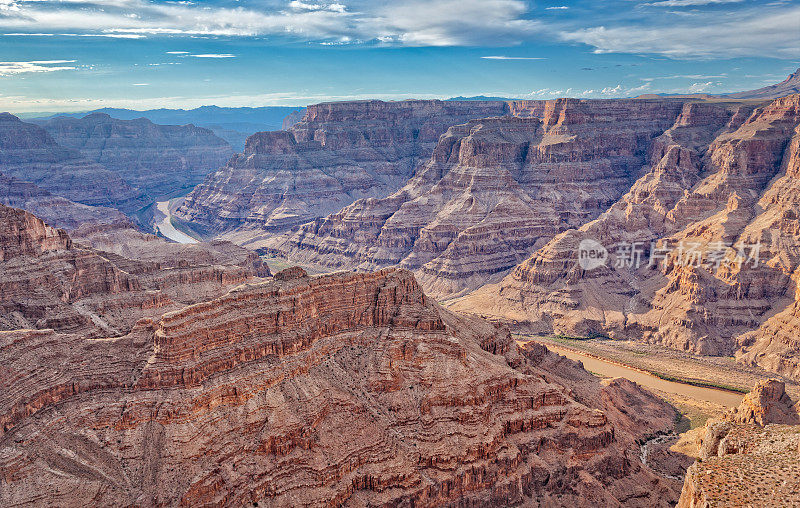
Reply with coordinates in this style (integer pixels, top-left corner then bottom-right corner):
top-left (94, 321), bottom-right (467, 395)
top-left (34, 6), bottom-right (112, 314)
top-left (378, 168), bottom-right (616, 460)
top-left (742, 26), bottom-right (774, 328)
top-left (175, 100), bottom-right (508, 235)
top-left (677, 381), bottom-right (800, 507)
top-left (0, 204), bottom-right (269, 337)
top-left (0, 113), bottom-right (148, 214)
top-left (0, 265), bottom-right (682, 507)
top-left (41, 113), bottom-right (234, 199)
top-left (265, 98), bottom-right (685, 297)
top-left (455, 95), bottom-right (800, 377)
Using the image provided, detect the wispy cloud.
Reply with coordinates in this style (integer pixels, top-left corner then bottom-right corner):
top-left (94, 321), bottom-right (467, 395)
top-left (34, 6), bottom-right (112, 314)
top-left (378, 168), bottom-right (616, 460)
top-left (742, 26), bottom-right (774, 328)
top-left (190, 54), bottom-right (236, 58)
top-left (545, 6), bottom-right (569, 9)
top-left (132, 82), bottom-right (149, 86)
top-left (481, 55), bottom-right (545, 60)
top-left (644, 0), bottom-right (743, 6)
top-left (0, 0), bottom-right (539, 47)
top-left (0, 60), bottom-right (77, 76)
top-left (561, 4), bottom-right (800, 58)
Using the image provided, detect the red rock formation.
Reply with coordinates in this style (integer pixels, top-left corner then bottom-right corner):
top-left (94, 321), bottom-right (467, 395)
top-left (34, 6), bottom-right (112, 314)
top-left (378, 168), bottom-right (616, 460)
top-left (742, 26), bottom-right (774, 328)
top-left (0, 265), bottom-right (683, 506)
top-left (724, 379), bottom-right (800, 426)
top-left (456, 95), bottom-right (800, 377)
top-left (0, 204), bottom-right (269, 337)
top-left (0, 113), bottom-right (148, 214)
top-left (175, 100), bottom-right (508, 236)
top-left (265, 98), bottom-right (685, 297)
top-left (677, 381), bottom-right (800, 507)
top-left (40, 113), bottom-right (234, 199)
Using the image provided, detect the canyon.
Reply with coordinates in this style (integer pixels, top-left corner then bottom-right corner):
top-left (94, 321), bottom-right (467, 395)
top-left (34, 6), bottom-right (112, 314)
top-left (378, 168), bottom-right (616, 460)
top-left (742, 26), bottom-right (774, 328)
top-left (454, 94), bottom-right (800, 382)
top-left (4, 75), bottom-right (800, 505)
top-left (0, 204), bottom-right (687, 506)
top-left (262, 98), bottom-right (687, 298)
top-left (0, 112), bottom-right (148, 215)
top-left (175, 100), bottom-right (508, 236)
top-left (167, 92), bottom-right (800, 383)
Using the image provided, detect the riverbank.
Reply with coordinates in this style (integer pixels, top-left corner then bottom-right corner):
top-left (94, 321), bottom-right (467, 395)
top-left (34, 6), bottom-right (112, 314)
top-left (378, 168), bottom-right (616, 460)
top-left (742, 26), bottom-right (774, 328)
top-left (155, 199), bottom-right (198, 244)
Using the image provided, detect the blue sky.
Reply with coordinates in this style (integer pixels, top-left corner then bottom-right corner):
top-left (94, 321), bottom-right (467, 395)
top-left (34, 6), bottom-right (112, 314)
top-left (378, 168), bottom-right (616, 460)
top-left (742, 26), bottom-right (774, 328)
top-left (0, 0), bottom-right (797, 113)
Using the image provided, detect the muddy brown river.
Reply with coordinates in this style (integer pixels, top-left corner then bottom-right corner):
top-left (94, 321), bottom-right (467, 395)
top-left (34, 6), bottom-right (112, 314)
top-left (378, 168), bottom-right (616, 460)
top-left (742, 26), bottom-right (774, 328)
top-left (544, 343), bottom-right (744, 408)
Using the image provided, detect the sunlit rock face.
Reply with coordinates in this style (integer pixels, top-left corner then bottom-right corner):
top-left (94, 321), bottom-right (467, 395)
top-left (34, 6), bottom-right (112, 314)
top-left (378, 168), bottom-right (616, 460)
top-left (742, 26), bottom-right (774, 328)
top-left (0, 256), bottom-right (682, 506)
top-left (456, 94), bottom-right (800, 380)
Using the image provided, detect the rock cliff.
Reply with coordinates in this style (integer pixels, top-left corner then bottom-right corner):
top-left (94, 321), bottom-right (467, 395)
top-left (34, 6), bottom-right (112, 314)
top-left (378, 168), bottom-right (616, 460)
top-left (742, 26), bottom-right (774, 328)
top-left (677, 381), bottom-right (800, 507)
top-left (0, 113), bottom-right (148, 214)
top-left (0, 204), bottom-right (269, 337)
top-left (455, 95), bottom-right (800, 379)
top-left (40, 113), bottom-right (234, 199)
top-left (265, 98), bottom-right (686, 297)
top-left (175, 100), bottom-right (508, 235)
top-left (0, 261), bottom-right (683, 506)
top-left (0, 172), bottom-right (129, 231)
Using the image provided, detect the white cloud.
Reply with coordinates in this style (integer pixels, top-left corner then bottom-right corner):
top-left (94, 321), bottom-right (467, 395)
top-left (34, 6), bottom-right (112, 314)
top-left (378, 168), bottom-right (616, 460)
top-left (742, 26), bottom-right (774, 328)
top-left (166, 51), bottom-right (189, 54)
top-left (644, 0), bottom-right (743, 6)
top-left (481, 55), bottom-right (545, 60)
top-left (687, 81), bottom-right (715, 92)
top-left (0, 0), bottom-right (538, 47)
top-left (561, 5), bottom-right (800, 58)
top-left (0, 60), bottom-right (77, 76)
top-left (132, 82), bottom-right (149, 86)
top-left (545, 6), bottom-right (569, 9)
top-left (190, 54), bottom-right (236, 58)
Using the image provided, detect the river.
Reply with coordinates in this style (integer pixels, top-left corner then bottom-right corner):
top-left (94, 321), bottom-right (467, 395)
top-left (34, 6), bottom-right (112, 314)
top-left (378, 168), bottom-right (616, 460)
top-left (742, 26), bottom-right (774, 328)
top-left (155, 200), bottom-right (198, 244)
top-left (543, 343), bottom-right (743, 408)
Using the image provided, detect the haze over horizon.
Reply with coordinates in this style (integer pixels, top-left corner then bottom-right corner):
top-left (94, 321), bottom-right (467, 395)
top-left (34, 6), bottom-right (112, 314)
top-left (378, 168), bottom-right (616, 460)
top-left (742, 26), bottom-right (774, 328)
top-left (0, 0), bottom-right (798, 114)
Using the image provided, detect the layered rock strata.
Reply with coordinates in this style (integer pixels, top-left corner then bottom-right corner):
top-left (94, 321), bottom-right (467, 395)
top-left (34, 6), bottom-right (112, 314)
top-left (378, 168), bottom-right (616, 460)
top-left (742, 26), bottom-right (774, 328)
top-left (0, 204), bottom-right (269, 337)
top-left (265, 98), bottom-right (685, 297)
top-left (0, 172), bottom-right (129, 230)
top-left (41, 113), bottom-right (233, 199)
top-left (175, 100), bottom-right (508, 235)
top-left (455, 95), bottom-right (800, 379)
top-left (0, 113), bottom-right (147, 214)
top-left (0, 264), bottom-right (683, 506)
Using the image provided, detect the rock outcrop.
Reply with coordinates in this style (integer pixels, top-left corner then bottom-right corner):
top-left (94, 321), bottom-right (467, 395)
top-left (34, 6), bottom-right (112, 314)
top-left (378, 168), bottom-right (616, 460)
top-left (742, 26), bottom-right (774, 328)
top-left (724, 379), bottom-right (800, 426)
top-left (677, 381), bottom-right (800, 507)
top-left (40, 113), bottom-right (234, 199)
top-left (455, 95), bottom-right (800, 379)
top-left (0, 204), bottom-right (269, 337)
top-left (0, 172), bottom-right (129, 231)
top-left (0, 113), bottom-right (148, 214)
top-left (175, 100), bottom-right (508, 236)
top-left (265, 98), bottom-right (686, 297)
top-left (0, 260), bottom-right (684, 506)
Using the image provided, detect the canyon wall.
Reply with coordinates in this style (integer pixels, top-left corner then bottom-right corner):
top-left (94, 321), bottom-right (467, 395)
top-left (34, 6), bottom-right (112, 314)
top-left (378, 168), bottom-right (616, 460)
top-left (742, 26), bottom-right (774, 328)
top-left (265, 98), bottom-right (685, 297)
top-left (174, 100), bottom-right (508, 236)
top-left (41, 113), bottom-right (234, 199)
top-left (454, 94), bottom-right (800, 379)
top-left (0, 113), bottom-right (148, 214)
top-left (0, 257), bottom-right (684, 506)
top-left (0, 204), bottom-right (269, 337)
top-left (0, 172), bottom-right (130, 230)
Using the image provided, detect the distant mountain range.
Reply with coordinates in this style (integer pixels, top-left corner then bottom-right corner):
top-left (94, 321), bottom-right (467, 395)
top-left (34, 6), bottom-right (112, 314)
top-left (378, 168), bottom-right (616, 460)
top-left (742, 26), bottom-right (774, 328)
top-left (30, 105), bottom-right (304, 150)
